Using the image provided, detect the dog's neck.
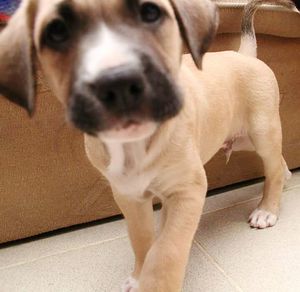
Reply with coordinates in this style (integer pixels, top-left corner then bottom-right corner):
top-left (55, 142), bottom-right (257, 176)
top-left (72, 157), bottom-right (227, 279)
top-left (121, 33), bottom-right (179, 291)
top-left (104, 120), bottom-right (175, 174)
top-left (101, 120), bottom-right (177, 198)
top-left (105, 140), bottom-right (147, 177)
top-left (103, 138), bottom-right (156, 198)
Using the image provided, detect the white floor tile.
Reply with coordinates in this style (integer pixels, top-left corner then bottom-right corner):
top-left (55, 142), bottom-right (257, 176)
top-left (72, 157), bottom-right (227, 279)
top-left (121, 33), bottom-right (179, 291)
top-left (195, 175), bottom-right (300, 292)
top-left (0, 220), bottom-right (127, 269)
top-left (0, 237), bottom-right (237, 292)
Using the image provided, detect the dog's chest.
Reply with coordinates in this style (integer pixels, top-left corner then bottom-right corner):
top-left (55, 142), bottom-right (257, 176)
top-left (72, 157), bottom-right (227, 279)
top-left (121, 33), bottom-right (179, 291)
top-left (104, 142), bottom-right (156, 197)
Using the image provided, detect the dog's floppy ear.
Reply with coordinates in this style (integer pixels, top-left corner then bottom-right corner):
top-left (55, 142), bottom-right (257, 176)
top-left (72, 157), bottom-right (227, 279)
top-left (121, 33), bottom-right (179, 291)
top-left (170, 0), bottom-right (219, 69)
top-left (0, 0), bottom-right (37, 115)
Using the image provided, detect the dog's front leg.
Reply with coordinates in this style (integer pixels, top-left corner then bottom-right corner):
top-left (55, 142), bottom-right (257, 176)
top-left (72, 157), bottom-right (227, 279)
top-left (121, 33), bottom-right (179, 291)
top-left (138, 181), bottom-right (207, 292)
top-left (113, 190), bottom-right (155, 291)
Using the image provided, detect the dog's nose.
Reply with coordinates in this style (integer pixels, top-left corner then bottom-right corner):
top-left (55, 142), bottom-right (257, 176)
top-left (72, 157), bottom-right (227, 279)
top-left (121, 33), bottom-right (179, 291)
top-left (89, 66), bottom-right (145, 112)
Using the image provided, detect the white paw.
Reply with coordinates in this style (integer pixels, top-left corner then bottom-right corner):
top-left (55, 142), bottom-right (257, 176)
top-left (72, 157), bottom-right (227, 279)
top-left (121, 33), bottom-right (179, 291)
top-left (248, 208), bottom-right (278, 229)
top-left (121, 276), bottom-right (139, 292)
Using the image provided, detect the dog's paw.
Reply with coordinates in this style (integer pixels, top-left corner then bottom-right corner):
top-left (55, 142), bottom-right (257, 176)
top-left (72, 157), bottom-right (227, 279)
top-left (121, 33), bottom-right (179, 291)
top-left (248, 208), bottom-right (278, 229)
top-left (121, 276), bottom-right (139, 292)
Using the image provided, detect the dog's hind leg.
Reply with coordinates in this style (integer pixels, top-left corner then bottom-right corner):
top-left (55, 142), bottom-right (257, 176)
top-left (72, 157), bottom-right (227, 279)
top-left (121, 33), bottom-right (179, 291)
top-left (248, 116), bottom-right (289, 229)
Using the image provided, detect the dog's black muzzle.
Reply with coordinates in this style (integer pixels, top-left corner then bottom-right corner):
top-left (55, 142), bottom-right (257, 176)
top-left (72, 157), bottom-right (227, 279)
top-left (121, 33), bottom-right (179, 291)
top-left (68, 54), bottom-right (183, 136)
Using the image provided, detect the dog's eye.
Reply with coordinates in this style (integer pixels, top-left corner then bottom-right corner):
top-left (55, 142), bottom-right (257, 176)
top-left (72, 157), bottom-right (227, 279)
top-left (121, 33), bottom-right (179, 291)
top-left (140, 2), bottom-right (162, 23)
top-left (45, 19), bottom-right (70, 46)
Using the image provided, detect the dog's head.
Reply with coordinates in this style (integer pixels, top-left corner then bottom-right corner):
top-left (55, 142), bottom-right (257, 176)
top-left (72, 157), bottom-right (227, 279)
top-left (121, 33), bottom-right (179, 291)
top-left (0, 0), bottom-right (218, 142)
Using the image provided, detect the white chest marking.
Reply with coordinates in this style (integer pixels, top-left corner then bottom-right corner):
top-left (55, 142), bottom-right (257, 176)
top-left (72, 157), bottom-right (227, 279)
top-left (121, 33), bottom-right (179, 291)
top-left (104, 141), bottom-right (156, 197)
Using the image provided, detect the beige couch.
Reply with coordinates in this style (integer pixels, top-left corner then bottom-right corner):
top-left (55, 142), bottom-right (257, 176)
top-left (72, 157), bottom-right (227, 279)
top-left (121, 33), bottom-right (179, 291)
top-left (0, 2), bottom-right (299, 244)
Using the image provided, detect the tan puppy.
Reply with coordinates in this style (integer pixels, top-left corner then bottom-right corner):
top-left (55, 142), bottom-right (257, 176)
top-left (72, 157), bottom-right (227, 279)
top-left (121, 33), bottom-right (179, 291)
top-left (0, 0), bottom-right (295, 291)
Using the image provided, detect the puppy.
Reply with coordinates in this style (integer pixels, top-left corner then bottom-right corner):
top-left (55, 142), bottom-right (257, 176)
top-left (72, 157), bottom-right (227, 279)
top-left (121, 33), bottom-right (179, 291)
top-left (0, 0), bottom-right (295, 291)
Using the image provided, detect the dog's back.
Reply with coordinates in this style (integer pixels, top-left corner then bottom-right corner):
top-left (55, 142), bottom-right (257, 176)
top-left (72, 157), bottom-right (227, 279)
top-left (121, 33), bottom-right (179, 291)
top-left (178, 0), bottom-right (294, 163)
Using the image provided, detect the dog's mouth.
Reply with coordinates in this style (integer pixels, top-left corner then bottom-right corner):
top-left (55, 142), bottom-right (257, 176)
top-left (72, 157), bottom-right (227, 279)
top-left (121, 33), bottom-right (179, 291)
top-left (68, 91), bottom-right (159, 141)
top-left (118, 119), bottom-right (140, 129)
top-left (99, 119), bottom-right (158, 143)
top-left (114, 119), bottom-right (147, 131)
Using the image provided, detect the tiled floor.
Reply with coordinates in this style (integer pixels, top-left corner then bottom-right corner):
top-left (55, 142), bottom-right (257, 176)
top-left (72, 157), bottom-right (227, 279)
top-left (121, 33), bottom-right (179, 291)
top-left (1, 171), bottom-right (300, 292)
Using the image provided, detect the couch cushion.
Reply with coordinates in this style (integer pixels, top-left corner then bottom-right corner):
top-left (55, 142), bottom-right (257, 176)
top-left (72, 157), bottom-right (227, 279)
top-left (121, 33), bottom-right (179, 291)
top-left (213, 0), bottom-right (300, 38)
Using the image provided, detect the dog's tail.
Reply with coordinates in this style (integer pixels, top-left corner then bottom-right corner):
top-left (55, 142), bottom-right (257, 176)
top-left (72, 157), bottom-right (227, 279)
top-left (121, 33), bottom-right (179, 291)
top-left (238, 0), bottom-right (295, 57)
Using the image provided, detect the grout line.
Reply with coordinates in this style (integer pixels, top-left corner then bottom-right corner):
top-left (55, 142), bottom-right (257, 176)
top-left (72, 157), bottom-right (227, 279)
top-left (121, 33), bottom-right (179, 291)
top-left (0, 235), bottom-right (128, 272)
top-left (193, 240), bottom-right (244, 292)
top-left (203, 181), bottom-right (300, 216)
top-left (203, 196), bottom-right (262, 215)
top-left (283, 185), bottom-right (300, 192)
